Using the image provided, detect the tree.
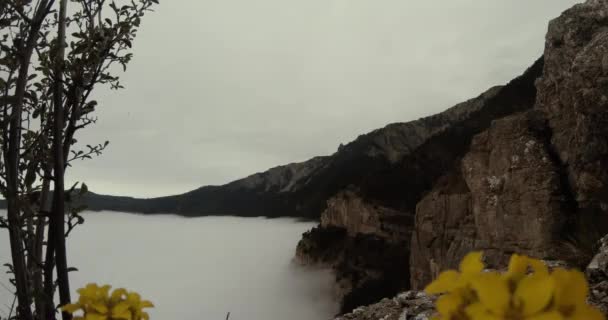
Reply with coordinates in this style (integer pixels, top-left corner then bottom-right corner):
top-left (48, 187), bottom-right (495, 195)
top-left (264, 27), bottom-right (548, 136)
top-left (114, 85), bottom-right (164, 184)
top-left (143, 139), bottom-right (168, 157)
top-left (0, 0), bottom-right (158, 318)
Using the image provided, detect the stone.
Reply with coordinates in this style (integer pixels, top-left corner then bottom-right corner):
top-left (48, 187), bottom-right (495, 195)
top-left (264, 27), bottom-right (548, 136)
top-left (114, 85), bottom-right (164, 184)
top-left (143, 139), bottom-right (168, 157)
top-left (332, 291), bottom-right (435, 320)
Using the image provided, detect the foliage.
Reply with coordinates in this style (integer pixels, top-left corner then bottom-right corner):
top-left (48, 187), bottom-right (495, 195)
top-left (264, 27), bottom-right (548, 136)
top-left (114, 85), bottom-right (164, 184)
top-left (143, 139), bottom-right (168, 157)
top-left (425, 252), bottom-right (605, 320)
top-left (61, 283), bottom-right (154, 320)
top-left (0, 0), bottom-right (158, 319)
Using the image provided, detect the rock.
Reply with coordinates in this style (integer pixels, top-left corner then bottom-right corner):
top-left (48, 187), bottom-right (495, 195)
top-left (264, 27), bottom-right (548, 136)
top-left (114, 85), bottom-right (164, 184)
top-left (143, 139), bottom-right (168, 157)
top-left (333, 291), bottom-right (435, 320)
top-left (536, 0), bottom-right (608, 220)
top-left (411, 110), bottom-right (570, 289)
top-left (296, 57), bottom-right (543, 313)
top-left (321, 190), bottom-right (411, 240)
top-left (587, 234), bottom-right (608, 314)
top-left (587, 235), bottom-right (608, 283)
top-left (295, 222), bottom-right (410, 314)
top-left (411, 0), bottom-right (608, 290)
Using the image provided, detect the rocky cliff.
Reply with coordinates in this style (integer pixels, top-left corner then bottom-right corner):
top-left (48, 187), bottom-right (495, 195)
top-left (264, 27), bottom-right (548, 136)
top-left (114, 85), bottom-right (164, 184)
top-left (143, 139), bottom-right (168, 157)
top-left (411, 0), bottom-right (608, 290)
top-left (295, 59), bottom-right (543, 312)
top-left (296, 0), bottom-right (608, 314)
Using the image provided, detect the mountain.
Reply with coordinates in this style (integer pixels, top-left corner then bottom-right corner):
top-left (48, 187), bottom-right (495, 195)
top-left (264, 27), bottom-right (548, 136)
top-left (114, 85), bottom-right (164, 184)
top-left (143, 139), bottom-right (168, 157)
top-left (39, 59), bottom-right (537, 220)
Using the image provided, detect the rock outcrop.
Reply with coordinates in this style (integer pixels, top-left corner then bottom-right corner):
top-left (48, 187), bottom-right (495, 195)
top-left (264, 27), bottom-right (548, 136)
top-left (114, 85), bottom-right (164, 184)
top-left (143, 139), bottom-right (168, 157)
top-left (295, 59), bottom-right (544, 312)
top-left (587, 234), bottom-right (608, 315)
top-left (411, 0), bottom-right (608, 290)
top-left (334, 291), bottom-right (435, 320)
top-left (537, 0), bottom-right (608, 216)
top-left (410, 111), bottom-right (568, 289)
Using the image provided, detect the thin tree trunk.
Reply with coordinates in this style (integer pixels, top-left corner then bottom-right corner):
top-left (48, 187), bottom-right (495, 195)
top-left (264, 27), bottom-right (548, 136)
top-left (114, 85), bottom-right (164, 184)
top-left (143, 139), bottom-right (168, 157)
top-left (43, 224), bottom-right (56, 320)
top-left (5, 2), bottom-right (50, 317)
top-left (5, 2), bottom-right (54, 318)
top-left (33, 166), bottom-right (51, 320)
top-left (50, 0), bottom-right (72, 319)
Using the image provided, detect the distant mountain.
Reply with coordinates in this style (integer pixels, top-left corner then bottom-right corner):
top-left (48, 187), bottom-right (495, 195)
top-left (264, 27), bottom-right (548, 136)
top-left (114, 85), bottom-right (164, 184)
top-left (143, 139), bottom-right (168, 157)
top-left (33, 57), bottom-right (539, 220)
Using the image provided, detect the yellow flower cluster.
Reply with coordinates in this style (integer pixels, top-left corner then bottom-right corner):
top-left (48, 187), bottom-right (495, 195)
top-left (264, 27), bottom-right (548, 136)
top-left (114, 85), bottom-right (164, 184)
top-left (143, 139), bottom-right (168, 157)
top-left (425, 252), bottom-right (605, 320)
top-left (61, 283), bottom-right (154, 320)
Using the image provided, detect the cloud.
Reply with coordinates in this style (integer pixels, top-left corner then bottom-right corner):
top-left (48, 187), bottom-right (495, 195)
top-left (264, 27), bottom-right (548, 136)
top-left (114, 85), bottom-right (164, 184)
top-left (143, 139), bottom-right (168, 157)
top-left (0, 212), bottom-right (338, 319)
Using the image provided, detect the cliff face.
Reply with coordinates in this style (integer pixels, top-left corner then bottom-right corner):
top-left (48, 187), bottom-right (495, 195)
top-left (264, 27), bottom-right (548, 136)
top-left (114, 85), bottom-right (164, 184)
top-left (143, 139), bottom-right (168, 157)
top-left (294, 59), bottom-right (544, 313)
top-left (410, 111), bottom-right (567, 289)
top-left (537, 0), bottom-right (608, 217)
top-left (410, 0), bottom-right (608, 290)
top-left (296, 0), bottom-right (608, 313)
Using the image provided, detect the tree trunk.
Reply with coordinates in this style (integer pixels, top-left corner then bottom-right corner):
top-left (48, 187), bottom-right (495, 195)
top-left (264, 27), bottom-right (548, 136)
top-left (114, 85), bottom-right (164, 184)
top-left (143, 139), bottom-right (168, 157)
top-left (33, 167), bottom-right (51, 320)
top-left (4, 2), bottom-right (51, 317)
top-left (50, 0), bottom-right (72, 319)
top-left (43, 225), bottom-right (56, 320)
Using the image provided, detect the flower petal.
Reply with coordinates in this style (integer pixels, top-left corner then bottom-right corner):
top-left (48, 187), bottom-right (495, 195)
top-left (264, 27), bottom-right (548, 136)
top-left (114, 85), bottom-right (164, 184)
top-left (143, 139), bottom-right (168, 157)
top-left (112, 309), bottom-right (133, 320)
top-left (527, 310), bottom-right (564, 320)
top-left (127, 292), bottom-right (141, 305)
top-left (84, 313), bottom-right (107, 320)
top-left (61, 303), bottom-right (82, 314)
top-left (552, 268), bottom-right (588, 309)
top-left (89, 302), bottom-right (109, 314)
top-left (460, 251), bottom-right (484, 275)
top-left (79, 283), bottom-right (99, 298)
top-left (425, 270), bottom-right (460, 294)
top-left (111, 288), bottom-right (128, 304)
top-left (98, 285), bottom-right (111, 299)
top-left (569, 304), bottom-right (605, 320)
top-left (465, 302), bottom-right (491, 320)
top-left (528, 258), bottom-right (549, 275)
top-left (435, 292), bottom-right (463, 317)
top-left (112, 302), bottom-right (130, 315)
top-left (470, 273), bottom-right (510, 316)
top-left (140, 300), bottom-right (154, 308)
top-left (507, 254), bottom-right (529, 279)
top-left (514, 273), bottom-right (554, 316)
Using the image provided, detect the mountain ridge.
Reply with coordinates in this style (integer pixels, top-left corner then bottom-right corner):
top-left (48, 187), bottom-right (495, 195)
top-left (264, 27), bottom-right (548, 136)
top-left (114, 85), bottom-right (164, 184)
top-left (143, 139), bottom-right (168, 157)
top-left (24, 81), bottom-right (517, 218)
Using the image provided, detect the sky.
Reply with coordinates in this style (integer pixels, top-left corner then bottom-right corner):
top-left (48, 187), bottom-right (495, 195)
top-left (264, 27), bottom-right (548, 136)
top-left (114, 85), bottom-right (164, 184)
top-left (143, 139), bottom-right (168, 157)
top-left (66, 0), bottom-right (582, 198)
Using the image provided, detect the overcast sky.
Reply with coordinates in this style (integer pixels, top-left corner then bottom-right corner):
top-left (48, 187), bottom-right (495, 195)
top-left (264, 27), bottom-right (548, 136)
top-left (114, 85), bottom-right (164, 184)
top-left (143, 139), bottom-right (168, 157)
top-left (65, 0), bottom-right (581, 198)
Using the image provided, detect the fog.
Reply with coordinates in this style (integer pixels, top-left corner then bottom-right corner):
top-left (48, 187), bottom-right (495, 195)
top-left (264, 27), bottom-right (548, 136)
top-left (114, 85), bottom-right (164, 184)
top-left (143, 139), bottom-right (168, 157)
top-left (0, 212), bottom-right (338, 320)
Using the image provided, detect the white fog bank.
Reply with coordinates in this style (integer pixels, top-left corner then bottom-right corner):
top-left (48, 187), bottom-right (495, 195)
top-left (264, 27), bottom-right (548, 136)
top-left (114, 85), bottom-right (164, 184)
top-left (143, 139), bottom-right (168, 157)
top-left (0, 212), bottom-right (338, 320)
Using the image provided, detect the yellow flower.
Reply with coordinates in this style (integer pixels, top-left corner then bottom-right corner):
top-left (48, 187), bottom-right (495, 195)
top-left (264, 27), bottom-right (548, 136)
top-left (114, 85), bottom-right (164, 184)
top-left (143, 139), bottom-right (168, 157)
top-left (551, 268), bottom-right (603, 320)
top-left (425, 251), bottom-right (484, 294)
top-left (425, 252), bottom-right (606, 320)
top-left (61, 283), bottom-right (153, 320)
